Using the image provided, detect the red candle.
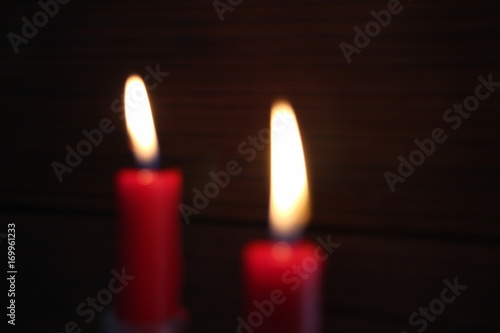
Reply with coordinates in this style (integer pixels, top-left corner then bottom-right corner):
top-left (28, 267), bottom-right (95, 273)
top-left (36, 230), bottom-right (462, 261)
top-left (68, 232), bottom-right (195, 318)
top-left (243, 100), bottom-right (323, 333)
top-left (116, 75), bottom-right (183, 324)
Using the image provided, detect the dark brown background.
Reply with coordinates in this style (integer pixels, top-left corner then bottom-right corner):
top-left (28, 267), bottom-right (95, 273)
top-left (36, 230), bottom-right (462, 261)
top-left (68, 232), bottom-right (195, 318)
top-left (1, 0), bottom-right (499, 332)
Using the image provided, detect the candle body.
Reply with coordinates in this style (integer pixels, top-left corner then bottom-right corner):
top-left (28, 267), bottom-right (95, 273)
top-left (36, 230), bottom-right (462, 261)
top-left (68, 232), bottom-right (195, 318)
top-left (116, 168), bottom-right (183, 322)
top-left (243, 240), bottom-right (323, 333)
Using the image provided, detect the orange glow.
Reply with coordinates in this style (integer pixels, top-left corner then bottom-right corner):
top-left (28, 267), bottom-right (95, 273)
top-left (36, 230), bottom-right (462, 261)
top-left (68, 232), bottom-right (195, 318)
top-left (269, 100), bottom-right (310, 239)
top-left (271, 241), bottom-right (293, 262)
top-left (124, 75), bottom-right (159, 167)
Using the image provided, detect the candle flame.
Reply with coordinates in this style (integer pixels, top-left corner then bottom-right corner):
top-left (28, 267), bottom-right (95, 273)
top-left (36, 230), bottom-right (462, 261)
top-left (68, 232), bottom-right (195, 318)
top-left (124, 75), bottom-right (159, 168)
top-left (269, 100), bottom-right (310, 239)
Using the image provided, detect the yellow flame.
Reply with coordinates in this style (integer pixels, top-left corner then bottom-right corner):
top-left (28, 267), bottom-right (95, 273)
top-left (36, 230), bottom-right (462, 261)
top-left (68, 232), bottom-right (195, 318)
top-left (269, 100), bottom-right (310, 239)
top-left (124, 75), bottom-right (159, 167)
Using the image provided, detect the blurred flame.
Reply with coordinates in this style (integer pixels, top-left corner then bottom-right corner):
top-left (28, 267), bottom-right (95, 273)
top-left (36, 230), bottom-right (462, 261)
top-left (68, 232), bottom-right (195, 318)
top-left (124, 75), bottom-right (159, 167)
top-left (269, 100), bottom-right (310, 239)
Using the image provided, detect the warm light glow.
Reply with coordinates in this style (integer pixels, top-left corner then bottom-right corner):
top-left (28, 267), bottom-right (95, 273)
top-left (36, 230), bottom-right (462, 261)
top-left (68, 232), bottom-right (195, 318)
top-left (124, 75), bottom-right (159, 167)
top-left (269, 100), bottom-right (310, 239)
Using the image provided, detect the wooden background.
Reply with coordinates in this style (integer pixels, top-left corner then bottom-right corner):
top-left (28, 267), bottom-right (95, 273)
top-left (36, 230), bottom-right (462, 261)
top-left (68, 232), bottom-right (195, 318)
top-left (1, 0), bottom-right (499, 332)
